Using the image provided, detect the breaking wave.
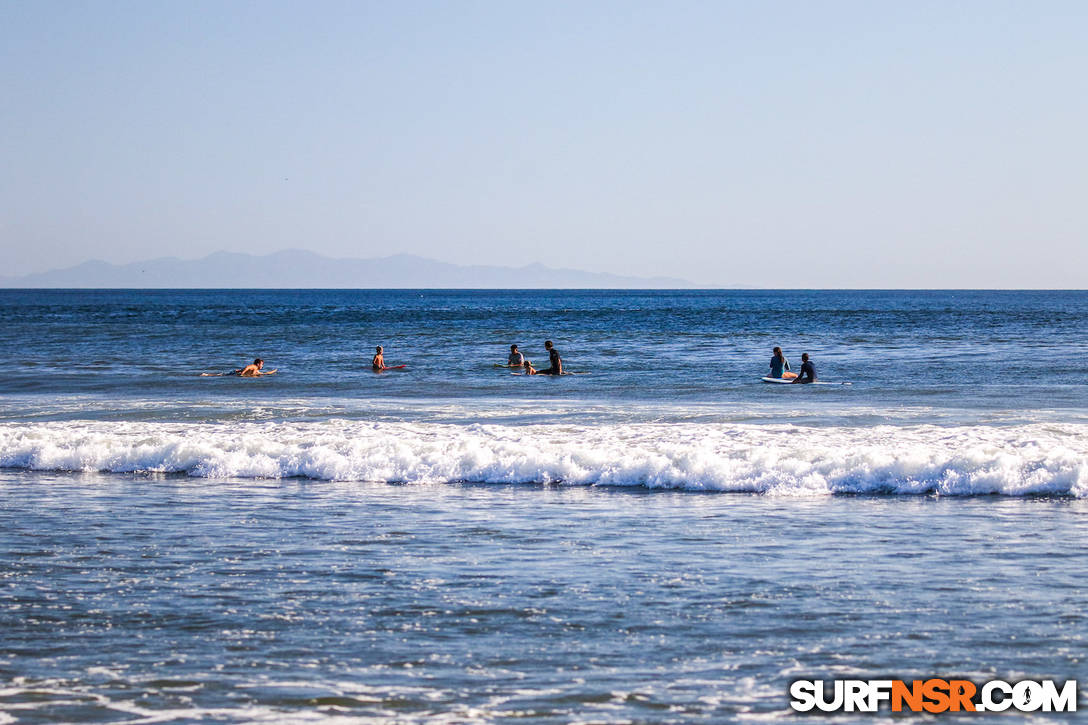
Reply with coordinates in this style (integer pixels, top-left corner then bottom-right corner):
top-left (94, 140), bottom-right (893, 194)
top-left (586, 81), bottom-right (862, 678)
top-left (1, 421), bottom-right (1085, 497)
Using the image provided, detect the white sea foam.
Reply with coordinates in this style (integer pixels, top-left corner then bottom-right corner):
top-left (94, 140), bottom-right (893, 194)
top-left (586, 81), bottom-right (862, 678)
top-left (0, 421), bottom-right (1085, 497)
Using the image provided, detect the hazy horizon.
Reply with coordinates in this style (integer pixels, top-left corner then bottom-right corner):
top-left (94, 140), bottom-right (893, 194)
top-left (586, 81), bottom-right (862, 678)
top-left (5, 248), bottom-right (1088, 289)
top-left (2, 1), bottom-right (1086, 288)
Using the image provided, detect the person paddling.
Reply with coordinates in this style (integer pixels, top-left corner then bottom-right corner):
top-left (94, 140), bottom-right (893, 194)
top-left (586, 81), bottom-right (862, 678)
top-left (201, 358), bottom-right (276, 377)
top-left (238, 358), bottom-right (276, 377)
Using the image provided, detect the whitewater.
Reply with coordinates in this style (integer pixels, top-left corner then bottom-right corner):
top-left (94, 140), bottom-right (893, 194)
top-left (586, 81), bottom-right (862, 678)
top-left (4, 420), bottom-right (1085, 496)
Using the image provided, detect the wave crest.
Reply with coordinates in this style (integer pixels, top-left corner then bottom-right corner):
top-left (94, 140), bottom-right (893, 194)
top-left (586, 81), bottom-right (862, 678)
top-left (1, 421), bottom-right (1085, 497)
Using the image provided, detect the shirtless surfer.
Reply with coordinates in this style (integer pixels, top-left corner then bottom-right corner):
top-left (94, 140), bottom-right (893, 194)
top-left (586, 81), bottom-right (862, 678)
top-left (201, 358), bottom-right (277, 377)
top-left (238, 358), bottom-right (276, 377)
top-left (372, 346), bottom-right (386, 371)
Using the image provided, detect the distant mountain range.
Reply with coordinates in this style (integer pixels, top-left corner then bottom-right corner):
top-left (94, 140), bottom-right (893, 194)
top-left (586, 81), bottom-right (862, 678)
top-left (0, 250), bottom-right (699, 289)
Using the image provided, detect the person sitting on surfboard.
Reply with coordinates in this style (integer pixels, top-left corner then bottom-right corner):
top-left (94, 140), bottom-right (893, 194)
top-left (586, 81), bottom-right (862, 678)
top-left (508, 344), bottom-right (525, 367)
top-left (769, 346), bottom-right (795, 379)
top-left (791, 353), bottom-right (816, 384)
top-left (370, 346), bottom-right (407, 371)
top-left (532, 340), bottom-right (563, 375)
top-left (522, 360), bottom-right (538, 375)
top-left (238, 358), bottom-right (276, 377)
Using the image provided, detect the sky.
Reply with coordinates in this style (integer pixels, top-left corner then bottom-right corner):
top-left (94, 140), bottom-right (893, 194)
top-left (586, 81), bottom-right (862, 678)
top-left (1, 1), bottom-right (1086, 288)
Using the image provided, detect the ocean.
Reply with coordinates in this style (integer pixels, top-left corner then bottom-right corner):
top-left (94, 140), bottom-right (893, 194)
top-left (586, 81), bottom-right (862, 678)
top-left (1, 289), bottom-right (1086, 722)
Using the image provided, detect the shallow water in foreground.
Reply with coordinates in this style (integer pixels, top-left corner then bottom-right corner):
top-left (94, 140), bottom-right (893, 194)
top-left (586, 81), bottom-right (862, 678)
top-left (2, 472), bottom-right (1085, 723)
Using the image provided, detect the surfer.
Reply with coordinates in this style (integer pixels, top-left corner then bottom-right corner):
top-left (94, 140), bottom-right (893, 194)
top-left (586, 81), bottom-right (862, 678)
top-left (370, 346), bottom-right (407, 371)
top-left (791, 353), bottom-right (816, 384)
top-left (769, 346), bottom-right (792, 379)
top-left (508, 344), bottom-right (525, 367)
top-left (201, 358), bottom-right (275, 377)
top-left (535, 340), bottom-right (563, 375)
top-left (239, 358), bottom-right (276, 377)
top-left (522, 360), bottom-right (539, 375)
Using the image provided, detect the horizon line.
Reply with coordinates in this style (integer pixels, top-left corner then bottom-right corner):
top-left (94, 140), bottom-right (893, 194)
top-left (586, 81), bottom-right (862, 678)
top-left (0, 287), bottom-right (1084, 292)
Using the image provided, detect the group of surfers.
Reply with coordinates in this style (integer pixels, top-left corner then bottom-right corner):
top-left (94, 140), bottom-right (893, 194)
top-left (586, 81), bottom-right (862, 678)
top-left (210, 343), bottom-right (815, 382)
top-left (768, 346), bottom-right (817, 383)
top-left (503, 341), bottom-right (564, 375)
top-left (376, 340), bottom-right (565, 375)
top-left (210, 340), bottom-right (566, 377)
top-left (375, 340), bottom-right (564, 375)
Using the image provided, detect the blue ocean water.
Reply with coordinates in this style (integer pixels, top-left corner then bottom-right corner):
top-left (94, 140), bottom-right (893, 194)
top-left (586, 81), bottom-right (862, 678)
top-left (1, 289), bottom-right (1087, 721)
top-left (2, 289), bottom-right (1086, 418)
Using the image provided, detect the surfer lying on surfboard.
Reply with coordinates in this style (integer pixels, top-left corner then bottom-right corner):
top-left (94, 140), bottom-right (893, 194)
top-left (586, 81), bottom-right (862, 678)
top-left (519, 360), bottom-right (582, 375)
top-left (200, 358), bottom-right (277, 377)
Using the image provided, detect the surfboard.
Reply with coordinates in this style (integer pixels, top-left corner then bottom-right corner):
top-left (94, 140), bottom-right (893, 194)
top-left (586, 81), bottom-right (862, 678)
top-left (761, 377), bottom-right (848, 386)
top-left (380, 365), bottom-right (407, 370)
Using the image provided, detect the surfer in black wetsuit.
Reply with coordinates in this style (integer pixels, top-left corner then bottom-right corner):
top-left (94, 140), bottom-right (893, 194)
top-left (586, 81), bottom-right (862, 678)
top-left (792, 353), bottom-right (816, 383)
top-left (536, 340), bottom-right (563, 375)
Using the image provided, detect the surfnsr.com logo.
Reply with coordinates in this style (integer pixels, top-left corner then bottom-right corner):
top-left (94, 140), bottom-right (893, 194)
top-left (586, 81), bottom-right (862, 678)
top-left (789, 679), bottom-right (1078, 713)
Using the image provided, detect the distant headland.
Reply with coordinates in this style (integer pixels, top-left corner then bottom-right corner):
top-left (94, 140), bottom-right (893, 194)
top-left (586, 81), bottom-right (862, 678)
top-left (0, 250), bottom-right (707, 289)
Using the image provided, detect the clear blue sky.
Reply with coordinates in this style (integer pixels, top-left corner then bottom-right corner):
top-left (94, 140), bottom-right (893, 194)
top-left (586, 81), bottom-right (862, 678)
top-left (2, 0), bottom-right (1085, 287)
